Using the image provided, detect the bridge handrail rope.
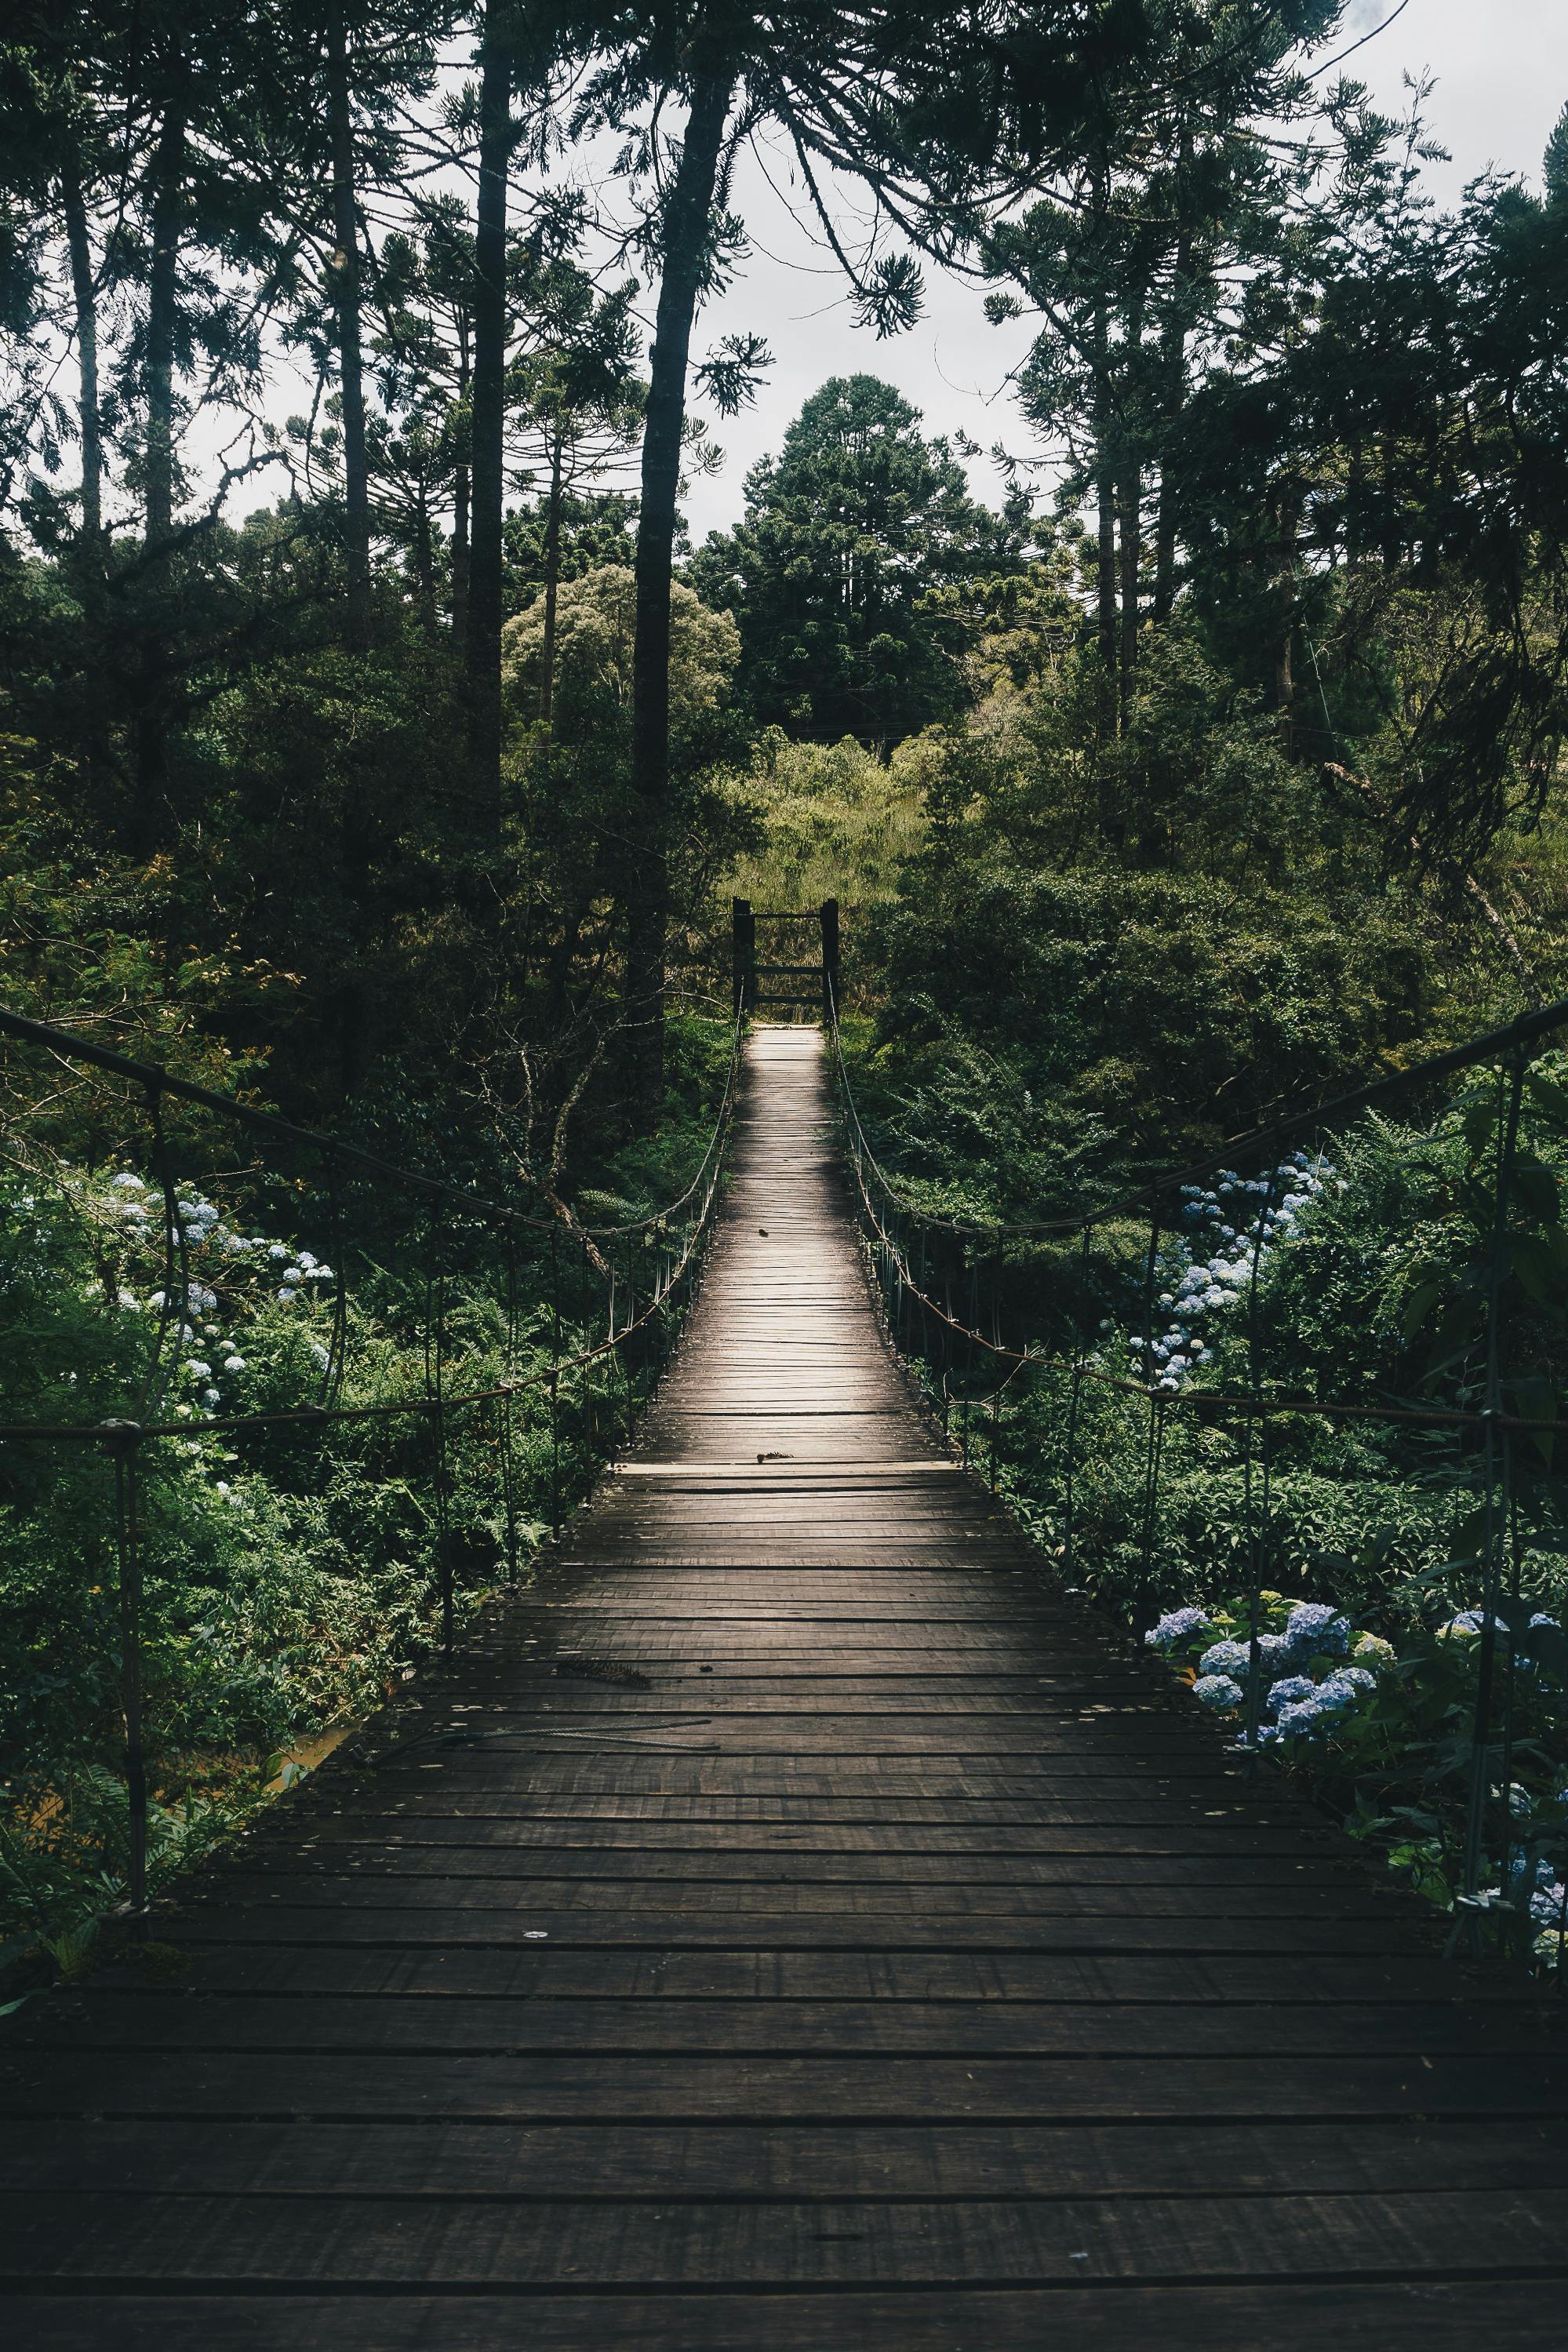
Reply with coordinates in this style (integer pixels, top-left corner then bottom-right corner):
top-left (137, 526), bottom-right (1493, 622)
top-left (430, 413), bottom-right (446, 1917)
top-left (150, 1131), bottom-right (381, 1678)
top-left (829, 981), bottom-right (1568, 1239)
top-left (0, 999), bottom-right (744, 1918)
top-left (826, 978), bottom-right (1568, 1964)
top-left (0, 1003), bottom-right (737, 1241)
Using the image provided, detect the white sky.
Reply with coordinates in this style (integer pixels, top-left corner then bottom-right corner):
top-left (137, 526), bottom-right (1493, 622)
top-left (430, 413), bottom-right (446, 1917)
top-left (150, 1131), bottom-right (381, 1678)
top-left (204, 2), bottom-right (1566, 544)
top-left (678, 0), bottom-right (1568, 540)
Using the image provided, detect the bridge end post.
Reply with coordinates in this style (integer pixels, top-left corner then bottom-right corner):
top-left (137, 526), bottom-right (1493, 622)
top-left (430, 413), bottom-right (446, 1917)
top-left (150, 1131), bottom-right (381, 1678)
top-left (732, 897), bottom-right (756, 1019)
top-left (820, 897), bottom-right (839, 1023)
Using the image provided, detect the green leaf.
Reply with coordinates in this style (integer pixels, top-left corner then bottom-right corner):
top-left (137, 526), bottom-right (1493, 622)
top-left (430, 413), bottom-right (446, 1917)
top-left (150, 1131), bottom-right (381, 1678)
top-left (1526, 1069), bottom-right (1568, 1127)
top-left (1462, 1098), bottom-right (1501, 1156)
top-left (1510, 1157), bottom-right (1563, 1224)
top-left (1526, 1623), bottom-right (1568, 1677)
top-left (1401, 1280), bottom-right (1442, 1335)
top-left (1511, 1232), bottom-right (1565, 1307)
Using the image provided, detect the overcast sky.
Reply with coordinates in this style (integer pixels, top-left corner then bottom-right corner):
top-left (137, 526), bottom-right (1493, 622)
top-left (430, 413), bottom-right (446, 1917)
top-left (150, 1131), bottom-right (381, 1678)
top-left (194, 4), bottom-right (1568, 542)
top-left (678, 0), bottom-right (1568, 541)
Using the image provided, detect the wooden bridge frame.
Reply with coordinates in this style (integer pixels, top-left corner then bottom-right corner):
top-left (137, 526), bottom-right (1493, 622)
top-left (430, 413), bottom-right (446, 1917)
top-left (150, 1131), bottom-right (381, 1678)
top-left (732, 895), bottom-right (839, 1020)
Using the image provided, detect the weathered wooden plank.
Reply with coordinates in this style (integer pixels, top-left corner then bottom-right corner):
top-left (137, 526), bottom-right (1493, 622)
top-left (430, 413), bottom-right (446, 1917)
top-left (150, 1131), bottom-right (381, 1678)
top-left (5, 2051), bottom-right (1559, 2122)
top-left (218, 1848), bottom-right (1364, 1889)
top-left (160, 1906), bottom-right (1428, 1953)
top-left (82, 1945), bottom-right (1503, 2005)
top-left (7, 2283), bottom-right (1563, 2352)
top-left (9, 2116), bottom-right (1564, 2199)
top-left (4, 2187), bottom-right (1568, 2287)
top-left (26, 1993), bottom-right (1559, 2059)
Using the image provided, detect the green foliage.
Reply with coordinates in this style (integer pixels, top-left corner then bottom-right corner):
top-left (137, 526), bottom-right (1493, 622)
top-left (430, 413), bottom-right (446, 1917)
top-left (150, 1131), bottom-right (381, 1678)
top-left (0, 997), bottom-right (736, 1969)
top-left (721, 730), bottom-right (927, 916)
top-left (690, 376), bottom-right (1039, 748)
top-left (503, 564), bottom-right (739, 740)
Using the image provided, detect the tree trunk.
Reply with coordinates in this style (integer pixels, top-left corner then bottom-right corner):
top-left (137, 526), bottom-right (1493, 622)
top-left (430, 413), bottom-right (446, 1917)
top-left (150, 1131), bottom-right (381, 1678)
top-left (539, 424), bottom-right (563, 723)
top-left (1381, 430), bottom-right (1399, 572)
top-left (63, 168), bottom-right (103, 573)
top-left (628, 69), bottom-right (735, 1128)
top-left (1152, 129), bottom-right (1191, 627)
top-left (466, 7), bottom-right (511, 837)
top-left (326, 0), bottom-right (371, 647)
top-left (134, 82), bottom-right (187, 855)
top-left (1275, 498), bottom-right (1298, 753)
top-left (452, 319), bottom-right (471, 646)
top-left (144, 93), bottom-right (186, 548)
top-left (1119, 460), bottom-right (1142, 719)
top-left (415, 486), bottom-right (438, 634)
top-left (1152, 251), bottom-right (1191, 625)
top-left (1092, 300), bottom-right (1117, 723)
top-left (1118, 308), bottom-right (1144, 722)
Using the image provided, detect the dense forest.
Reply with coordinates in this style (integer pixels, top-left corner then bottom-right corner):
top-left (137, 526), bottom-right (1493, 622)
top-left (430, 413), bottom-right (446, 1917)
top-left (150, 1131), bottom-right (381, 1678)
top-left (4, 2), bottom-right (1568, 1973)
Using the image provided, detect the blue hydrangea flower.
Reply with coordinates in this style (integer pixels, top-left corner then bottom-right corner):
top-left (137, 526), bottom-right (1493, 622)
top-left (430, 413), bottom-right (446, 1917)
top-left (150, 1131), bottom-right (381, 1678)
top-left (1193, 1673), bottom-right (1243, 1711)
top-left (1199, 1638), bottom-right (1253, 1680)
top-left (1145, 1606), bottom-right (1213, 1651)
top-left (1508, 1853), bottom-right (1557, 1891)
top-left (1284, 1603), bottom-right (1350, 1660)
top-left (1314, 1672), bottom-right (1369, 1713)
top-left (1274, 1696), bottom-right (1326, 1738)
top-left (1267, 1675), bottom-right (1316, 1713)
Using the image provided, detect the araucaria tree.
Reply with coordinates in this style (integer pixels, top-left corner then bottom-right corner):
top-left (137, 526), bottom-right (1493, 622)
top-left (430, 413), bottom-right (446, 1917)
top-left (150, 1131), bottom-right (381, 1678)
top-left (693, 374), bottom-right (1036, 747)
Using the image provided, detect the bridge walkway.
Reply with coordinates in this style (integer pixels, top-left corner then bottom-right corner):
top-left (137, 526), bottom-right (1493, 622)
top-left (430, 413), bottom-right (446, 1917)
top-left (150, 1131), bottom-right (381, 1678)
top-left (2, 1027), bottom-right (1566, 2347)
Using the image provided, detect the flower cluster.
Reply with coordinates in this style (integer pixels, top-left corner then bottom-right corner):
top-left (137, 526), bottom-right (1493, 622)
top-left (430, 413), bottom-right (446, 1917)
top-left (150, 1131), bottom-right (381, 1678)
top-left (1147, 1590), bottom-right (1383, 1746)
top-left (1479, 1848), bottom-right (1568, 1965)
top-left (1435, 1608), bottom-right (1563, 1685)
top-left (1144, 1604), bottom-right (1213, 1651)
top-left (1131, 1152), bottom-right (1334, 1392)
top-left (1440, 1608), bottom-right (1561, 1641)
top-left (96, 1173), bottom-right (333, 1418)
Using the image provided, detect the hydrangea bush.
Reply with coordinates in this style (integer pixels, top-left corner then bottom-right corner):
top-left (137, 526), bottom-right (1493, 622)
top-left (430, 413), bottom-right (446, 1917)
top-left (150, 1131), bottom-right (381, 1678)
top-left (1145, 1589), bottom-right (1568, 1964)
top-left (0, 1156), bottom-right (602, 1969)
top-left (1131, 1154), bottom-right (1337, 1392)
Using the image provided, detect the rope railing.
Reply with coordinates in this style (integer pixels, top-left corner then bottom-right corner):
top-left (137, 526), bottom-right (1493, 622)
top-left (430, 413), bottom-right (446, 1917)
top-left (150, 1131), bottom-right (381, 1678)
top-left (826, 981), bottom-right (1568, 1971)
top-left (0, 1003), bottom-right (744, 1920)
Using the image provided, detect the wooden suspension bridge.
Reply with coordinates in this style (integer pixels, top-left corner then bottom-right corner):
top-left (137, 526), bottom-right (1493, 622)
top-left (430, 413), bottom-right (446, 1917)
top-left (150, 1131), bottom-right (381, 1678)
top-left (2, 1023), bottom-right (1566, 2348)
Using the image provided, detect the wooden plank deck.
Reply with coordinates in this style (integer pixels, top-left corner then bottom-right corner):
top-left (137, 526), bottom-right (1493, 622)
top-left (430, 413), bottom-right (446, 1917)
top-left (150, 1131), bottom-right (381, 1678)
top-left (2, 1023), bottom-right (1566, 2348)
